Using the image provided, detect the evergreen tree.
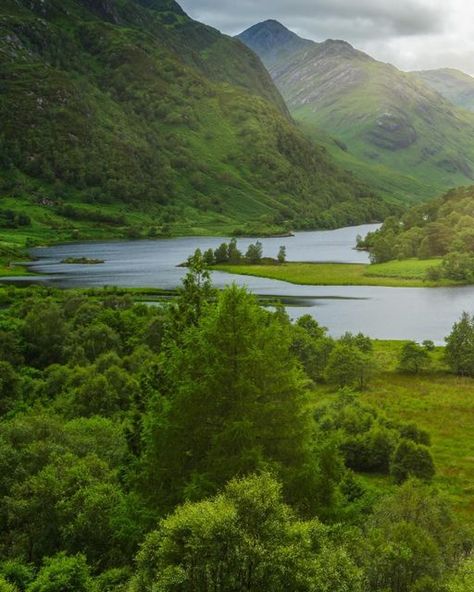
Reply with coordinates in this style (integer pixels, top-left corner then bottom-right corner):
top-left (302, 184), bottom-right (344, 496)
top-left (245, 241), bottom-right (263, 263)
top-left (445, 312), bottom-right (474, 376)
top-left (277, 245), bottom-right (286, 263)
top-left (143, 285), bottom-right (316, 512)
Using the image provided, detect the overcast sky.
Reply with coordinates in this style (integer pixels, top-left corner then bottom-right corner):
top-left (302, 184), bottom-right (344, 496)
top-left (179, 0), bottom-right (474, 75)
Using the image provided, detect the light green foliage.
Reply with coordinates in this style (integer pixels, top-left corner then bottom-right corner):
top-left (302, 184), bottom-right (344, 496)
top-left (398, 341), bottom-right (431, 373)
top-left (214, 258), bottom-right (453, 287)
top-left (26, 554), bottom-right (93, 592)
top-left (446, 556), bottom-right (474, 592)
top-left (325, 342), bottom-right (374, 389)
top-left (131, 473), bottom-right (363, 592)
top-left (0, 579), bottom-right (18, 592)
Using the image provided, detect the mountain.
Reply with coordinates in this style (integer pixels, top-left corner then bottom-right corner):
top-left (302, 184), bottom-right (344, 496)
top-left (0, 0), bottom-right (393, 245)
top-left (237, 21), bottom-right (474, 202)
top-left (413, 68), bottom-right (474, 112)
top-left (237, 19), bottom-right (313, 67)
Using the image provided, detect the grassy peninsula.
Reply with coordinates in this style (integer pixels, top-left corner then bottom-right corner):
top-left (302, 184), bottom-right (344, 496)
top-left (212, 258), bottom-right (462, 287)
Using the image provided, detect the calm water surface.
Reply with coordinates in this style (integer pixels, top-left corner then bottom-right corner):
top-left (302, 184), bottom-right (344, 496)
top-left (12, 224), bottom-right (474, 343)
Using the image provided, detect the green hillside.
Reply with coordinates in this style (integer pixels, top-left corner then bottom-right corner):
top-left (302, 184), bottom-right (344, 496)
top-left (238, 21), bottom-right (474, 202)
top-left (0, 0), bottom-right (393, 249)
top-left (414, 68), bottom-right (474, 112)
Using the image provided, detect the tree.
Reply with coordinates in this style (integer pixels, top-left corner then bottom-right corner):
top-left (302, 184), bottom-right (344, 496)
top-left (391, 439), bottom-right (435, 483)
top-left (227, 238), bottom-right (242, 264)
top-left (277, 245), bottom-right (286, 263)
top-left (130, 473), bottom-right (363, 592)
top-left (143, 286), bottom-right (317, 512)
top-left (445, 312), bottom-right (474, 376)
top-left (325, 343), bottom-right (374, 389)
top-left (202, 248), bottom-right (215, 266)
top-left (170, 250), bottom-right (216, 333)
top-left (398, 341), bottom-right (430, 373)
top-left (213, 242), bottom-right (229, 264)
top-left (367, 480), bottom-right (460, 592)
top-left (27, 554), bottom-right (93, 592)
top-left (245, 241), bottom-right (263, 263)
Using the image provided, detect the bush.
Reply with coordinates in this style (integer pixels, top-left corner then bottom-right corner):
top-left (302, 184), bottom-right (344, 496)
top-left (398, 341), bottom-right (430, 373)
top-left (391, 439), bottom-right (435, 483)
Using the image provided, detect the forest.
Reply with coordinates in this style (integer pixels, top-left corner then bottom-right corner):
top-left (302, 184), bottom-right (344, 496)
top-left (0, 252), bottom-right (472, 592)
top-left (361, 186), bottom-right (474, 282)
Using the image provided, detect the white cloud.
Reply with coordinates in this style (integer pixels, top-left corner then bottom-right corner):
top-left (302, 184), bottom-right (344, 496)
top-left (179, 0), bottom-right (474, 74)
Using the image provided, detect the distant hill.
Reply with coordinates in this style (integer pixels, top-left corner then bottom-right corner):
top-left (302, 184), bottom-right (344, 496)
top-left (238, 21), bottom-right (474, 202)
top-left (0, 0), bottom-right (394, 244)
top-left (413, 68), bottom-right (474, 112)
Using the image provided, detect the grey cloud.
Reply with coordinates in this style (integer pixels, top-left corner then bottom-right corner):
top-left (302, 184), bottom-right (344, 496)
top-left (180, 0), bottom-right (445, 39)
top-left (179, 0), bottom-right (474, 75)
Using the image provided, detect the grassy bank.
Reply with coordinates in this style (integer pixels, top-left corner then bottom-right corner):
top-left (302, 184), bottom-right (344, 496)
top-left (315, 340), bottom-right (474, 525)
top-left (213, 259), bottom-right (460, 287)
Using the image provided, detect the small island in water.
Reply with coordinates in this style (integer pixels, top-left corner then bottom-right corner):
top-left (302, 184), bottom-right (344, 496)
top-left (61, 257), bottom-right (105, 265)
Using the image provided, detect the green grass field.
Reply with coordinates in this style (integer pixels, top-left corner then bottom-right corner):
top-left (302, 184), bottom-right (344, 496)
top-left (315, 341), bottom-right (474, 526)
top-left (213, 259), bottom-right (458, 287)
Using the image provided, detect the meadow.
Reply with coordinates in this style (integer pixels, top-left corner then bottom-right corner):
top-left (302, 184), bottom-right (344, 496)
top-left (316, 341), bottom-right (474, 526)
top-left (213, 258), bottom-right (459, 287)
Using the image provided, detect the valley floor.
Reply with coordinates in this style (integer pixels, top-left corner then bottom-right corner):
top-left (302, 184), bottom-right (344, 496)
top-left (213, 259), bottom-right (463, 287)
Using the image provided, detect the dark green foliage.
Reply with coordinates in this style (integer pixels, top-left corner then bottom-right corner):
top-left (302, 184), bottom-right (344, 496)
top-left (0, 275), bottom-right (467, 590)
top-left (0, 0), bottom-right (389, 236)
top-left (367, 480), bottom-right (460, 592)
top-left (365, 186), bottom-right (474, 283)
top-left (277, 245), bottom-right (286, 263)
top-left (445, 312), bottom-right (474, 376)
top-left (143, 284), bottom-right (317, 513)
top-left (245, 241), bottom-right (263, 263)
top-left (315, 392), bottom-right (433, 477)
top-left (391, 439), bottom-right (436, 483)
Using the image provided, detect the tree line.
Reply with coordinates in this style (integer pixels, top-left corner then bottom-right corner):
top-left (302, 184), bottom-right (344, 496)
top-left (359, 186), bottom-right (474, 282)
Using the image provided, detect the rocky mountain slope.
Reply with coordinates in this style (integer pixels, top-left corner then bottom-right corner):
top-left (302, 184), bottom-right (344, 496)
top-left (0, 0), bottom-right (393, 243)
top-left (238, 21), bottom-right (474, 202)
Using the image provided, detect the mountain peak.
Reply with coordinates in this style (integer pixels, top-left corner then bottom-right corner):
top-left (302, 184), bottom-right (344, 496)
top-left (237, 20), bottom-right (314, 67)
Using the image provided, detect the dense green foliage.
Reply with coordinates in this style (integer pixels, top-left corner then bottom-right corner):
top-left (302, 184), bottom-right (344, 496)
top-left (361, 186), bottom-right (474, 283)
top-left (0, 0), bottom-right (392, 250)
top-left (0, 263), bottom-right (471, 590)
